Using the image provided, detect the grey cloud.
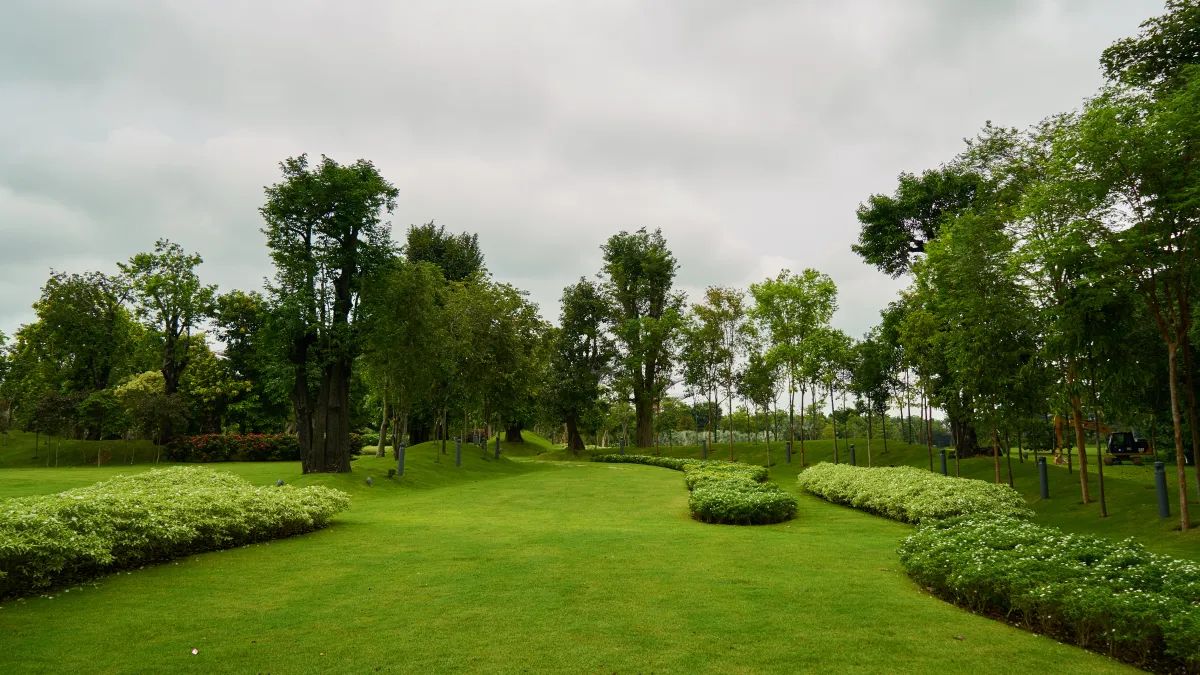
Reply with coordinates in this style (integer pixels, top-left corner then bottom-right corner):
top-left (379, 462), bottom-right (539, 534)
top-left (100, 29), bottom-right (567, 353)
top-left (0, 0), bottom-right (1167, 342)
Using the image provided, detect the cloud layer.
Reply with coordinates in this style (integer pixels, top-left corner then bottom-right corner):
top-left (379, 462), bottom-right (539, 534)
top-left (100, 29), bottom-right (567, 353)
top-left (0, 0), bottom-right (1163, 338)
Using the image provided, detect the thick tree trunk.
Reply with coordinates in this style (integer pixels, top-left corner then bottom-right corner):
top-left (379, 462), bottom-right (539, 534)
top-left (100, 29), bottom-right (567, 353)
top-left (992, 424), bottom-right (1001, 484)
top-left (505, 425), bottom-right (524, 443)
top-left (307, 358), bottom-right (352, 474)
top-left (565, 418), bottom-right (585, 454)
top-left (635, 394), bottom-right (655, 447)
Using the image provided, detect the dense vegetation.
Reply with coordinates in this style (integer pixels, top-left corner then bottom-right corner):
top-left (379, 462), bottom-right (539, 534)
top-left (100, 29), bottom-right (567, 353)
top-left (900, 516), bottom-right (1200, 672)
top-left (0, 467), bottom-right (348, 598)
top-left (797, 463), bottom-right (1033, 523)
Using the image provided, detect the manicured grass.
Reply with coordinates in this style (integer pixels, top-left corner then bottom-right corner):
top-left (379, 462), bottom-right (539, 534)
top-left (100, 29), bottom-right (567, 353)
top-left (542, 436), bottom-right (1200, 560)
top-left (0, 436), bottom-right (1138, 673)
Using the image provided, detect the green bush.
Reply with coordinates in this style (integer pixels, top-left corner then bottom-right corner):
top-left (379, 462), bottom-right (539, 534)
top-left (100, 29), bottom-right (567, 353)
top-left (0, 467), bottom-right (349, 598)
top-left (899, 516), bottom-right (1200, 672)
top-left (592, 454), bottom-right (793, 525)
top-left (166, 434), bottom-right (302, 462)
top-left (796, 463), bottom-right (1032, 523)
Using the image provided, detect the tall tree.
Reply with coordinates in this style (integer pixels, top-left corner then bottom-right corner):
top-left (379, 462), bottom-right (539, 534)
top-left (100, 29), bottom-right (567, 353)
top-left (119, 239), bottom-right (215, 444)
top-left (544, 279), bottom-right (613, 453)
top-left (600, 229), bottom-right (684, 448)
top-left (261, 154), bottom-right (398, 473)
top-left (693, 286), bottom-right (750, 460)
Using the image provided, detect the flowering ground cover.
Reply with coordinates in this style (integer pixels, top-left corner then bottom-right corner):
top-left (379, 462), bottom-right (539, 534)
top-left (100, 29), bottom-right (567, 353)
top-left (796, 462), bottom-right (1033, 523)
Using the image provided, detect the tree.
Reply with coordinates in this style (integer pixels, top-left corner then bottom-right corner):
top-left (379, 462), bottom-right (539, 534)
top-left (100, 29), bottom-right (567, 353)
top-left (749, 269), bottom-right (837, 465)
top-left (1102, 0), bottom-right (1200, 92)
top-left (33, 271), bottom-right (135, 401)
top-left (404, 221), bottom-right (486, 282)
top-left (213, 290), bottom-right (288, 433)
top-left (360, 260), bottom-right (445, 458)
top-left (544, 279), bottom-right (613, 453)
top-left (261, 154), bottom-right (398, 474)
top-left (853, 168), bottom-right (985, 277)
top-left (600, 229), bottom-right (684, 448)
top-left (692, 287), bottom-right (750, 459)
top-left (119, 239), bottom-right (216, 444)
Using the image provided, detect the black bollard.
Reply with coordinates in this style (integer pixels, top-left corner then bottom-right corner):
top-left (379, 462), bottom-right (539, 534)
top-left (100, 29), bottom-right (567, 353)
top-left (786, 441), bottom-right (792, 464)
top-left (620, 438), bottom-right (625, 456)
top-left (939, 449), bottom-right (947, 476)
top-left (1037, 456), bottom-right (1048, 499)
top-left (494, 435), bottom-right (501, 460)
top-left (850, 443), bottom-right (856, 466)
top-left (702, 439), bottom-right (707, 459)
top-left (455, 439), bottom-right (462, 467)
top-left (398, 443), bottom-right (406, 477)
top-left (1155, 462), bottom-right (1170, 519)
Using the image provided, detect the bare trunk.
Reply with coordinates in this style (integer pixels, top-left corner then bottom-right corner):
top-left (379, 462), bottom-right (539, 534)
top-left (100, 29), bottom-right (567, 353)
top-left (1168, 343), bottom-right (1191, 530)
top-left (1183, 333), bottom-right (1200, 503)
top-left (1070, 391), bottom-right (1091, 504)
top-left (566, 417), bottom-right (585, 454)
top-left (992, 424), bottom-right (1001, 484)
top-left (829, 381), bottom-right (838, 464)
top-left (376, 396), bottom-right (389, 458)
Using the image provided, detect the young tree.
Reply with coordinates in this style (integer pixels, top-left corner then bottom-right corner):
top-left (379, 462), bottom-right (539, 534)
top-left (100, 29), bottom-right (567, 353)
top-left (119, 239), bottom-right (216, 444)
top-left (692, 287), bottom-right (750, 459)
top-left (749, 269), bottom-right (837, 465)
top-left (261, 155), bottom-right (398, 474)
top-left (600, 229), bottom-right (684, 448)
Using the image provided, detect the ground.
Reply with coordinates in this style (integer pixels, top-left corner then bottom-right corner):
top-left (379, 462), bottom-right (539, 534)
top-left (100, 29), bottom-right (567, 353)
top-left (0, 430), bottom-right (1185, 673)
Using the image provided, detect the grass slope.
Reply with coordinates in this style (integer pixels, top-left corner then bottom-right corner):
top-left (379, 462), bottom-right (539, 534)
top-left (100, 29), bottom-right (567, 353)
top-left (0, 438), bottom-right (1135, 673)
top-left (540, 436), bottom-right (1200, 560)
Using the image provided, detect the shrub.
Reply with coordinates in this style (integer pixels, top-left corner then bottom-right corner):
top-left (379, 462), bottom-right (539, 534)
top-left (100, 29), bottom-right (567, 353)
top-left (165, 433), bottom-right (302, 462)
top-left (349, 433), bottom-right (365, 455)
top-left (796, 463), bottom-right (1032, 523)
top-left (899, 516), bottom-right (1200, 672)
top-left (592, 454), bottom-right (794, 525)
top-left (0, 467), bottom-right (349, 598)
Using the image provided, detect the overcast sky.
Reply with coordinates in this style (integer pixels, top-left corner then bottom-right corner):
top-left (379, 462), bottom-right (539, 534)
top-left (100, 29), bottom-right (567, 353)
top-left (0, 0), bottom-right (1165, 340)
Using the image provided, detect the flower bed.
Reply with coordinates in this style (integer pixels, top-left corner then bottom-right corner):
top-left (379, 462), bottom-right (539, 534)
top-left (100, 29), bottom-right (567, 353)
top-left (899, 516), bottom-right (1200, 672)
top-left (166, 433), bottom-right (302, 462)
top-left (796, 463), bottom-right (1032, 523)
top-left (0, 467), bottom-right (349, 597)
top-left (592, 454), bottom-right (794, 525)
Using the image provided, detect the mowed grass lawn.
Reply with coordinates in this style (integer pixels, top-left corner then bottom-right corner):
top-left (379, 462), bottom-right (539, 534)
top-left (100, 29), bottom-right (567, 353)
top-left (0, 436), bottom-right (1140, 673)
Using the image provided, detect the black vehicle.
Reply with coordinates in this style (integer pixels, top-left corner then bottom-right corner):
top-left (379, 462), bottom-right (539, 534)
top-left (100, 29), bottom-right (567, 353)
top-left (1106, 432), bottom-right (1151, 465)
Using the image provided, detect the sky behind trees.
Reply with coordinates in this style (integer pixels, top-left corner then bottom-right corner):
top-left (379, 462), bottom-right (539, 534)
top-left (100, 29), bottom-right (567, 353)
top-left (0, 0), bottom-right (1163, 336)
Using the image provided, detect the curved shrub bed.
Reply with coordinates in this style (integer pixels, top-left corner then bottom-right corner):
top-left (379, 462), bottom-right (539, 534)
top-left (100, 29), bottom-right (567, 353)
top-left (166, 433), bottom-right (302, 462)
top-left (0, 467), bottom-right (349, 598)
top-left (592, 454), bottom-right (794, 525)
top-left (900, 516), bottom-right (1200, 672)
top-left (796, 463), bottom-right (1032, 523)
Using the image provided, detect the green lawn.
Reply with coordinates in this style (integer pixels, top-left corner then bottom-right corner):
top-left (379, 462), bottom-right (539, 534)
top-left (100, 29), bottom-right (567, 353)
top-left (0, 431), bottom-right (1144, 673)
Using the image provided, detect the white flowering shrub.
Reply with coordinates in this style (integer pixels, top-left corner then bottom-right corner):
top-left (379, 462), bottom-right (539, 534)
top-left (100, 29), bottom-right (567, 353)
top-left (0, 467), bottom-right (349, 597)
top-left (592, 454), bottom-right (794, 525)
top-left (796, 463), bottom-right (1032, 523)
top-left (900, 516), bottom-right (1200, 672)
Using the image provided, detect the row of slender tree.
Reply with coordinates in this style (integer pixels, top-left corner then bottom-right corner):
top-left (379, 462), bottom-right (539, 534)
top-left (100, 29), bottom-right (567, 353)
top-left (848, 1), bottom-right (1200, 529)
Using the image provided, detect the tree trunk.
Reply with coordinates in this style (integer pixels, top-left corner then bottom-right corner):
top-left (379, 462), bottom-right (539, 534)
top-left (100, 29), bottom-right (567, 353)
top-left (308, 358), bottom-right (352, 474)
top-left (566, 418), bottom-right (585, 454)
top-left (376, 396), bottom-right (389, 458)
top-left (992, 424), bottom-right (1001, 484)
top-left (1070, 391), bottom-right (1091, 504)
top-left (798, 384), bottom-right (806, 465)
top-left (728, 389), bottom-right (735, 461)
top-left (867, 397), bottom-right (873, 467)
top-left (1004, 429), bottom-right (1014, 488)
top-left (505, 425), bottom-right (524, 443)
top-left (1168, 342), bottom-right (1191, 531)
top-left (829, 381), bottom-right (838, 464)
top-left (635, 393), bottom-right (655, 447)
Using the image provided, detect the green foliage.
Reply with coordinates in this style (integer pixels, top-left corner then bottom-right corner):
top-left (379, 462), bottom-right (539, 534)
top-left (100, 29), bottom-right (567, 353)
top-left (0, 467), bottom-right (349, 598)
top-left (797, 463), bottom-right (1032, 523)
top-left (853, 167), bottom-right (984, 277)
top-left (403, 221), bottom-right (486, 282)
top-left (591, 454), bottom-right (794, 525)
top-left (600, 229), bottom-right (685, 446)
top-left (165, 434), bottom-right (303, 462)
top-left (900, 516), bottom-right (1200, 672)
top-left (1101, 0), bottom-right (1200, 91)
top-left (544, 279), bottom-right (614, 451)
